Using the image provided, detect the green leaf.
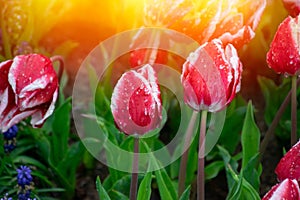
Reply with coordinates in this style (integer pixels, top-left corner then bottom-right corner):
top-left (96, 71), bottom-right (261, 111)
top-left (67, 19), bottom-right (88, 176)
top-left (108, 190), bottom-right (129, 200)
top-left (109, 175), bottom-right (132, 197)
top-left (205, 161), bottom-right (224, 180)
top-left (137, 172), bottom-right (152, 200)
top-left (96, 176), bottom-right (111, 200)
top-left (219, 107), bottom-right (246, 154)
top-left (155, 167), bottom-right (177, 200)
top-left (241, 102), bottom-right (260, 170)
top-left (218, 145), bottom-right (239, 191)
top-left (57, 141), bottom-right (85, 186)
top-left (179, 185), bottom-right (191, 200)
top-left (226, 169), bottom-right (243, 200)
top-left (226, 165), bottom-right (261, 200)
top-left (141, 141), bottom-right (177, 200)
top-left (242, 154), bottom-right (261, 191)
top-left (258, 76), bottom-right (292, 141)
top-left (43, 98), bottom-right (72, 164)
top-left (13, 155), bottom-right (48, 172)
top-left (36, 188), bottom-right (65, 193)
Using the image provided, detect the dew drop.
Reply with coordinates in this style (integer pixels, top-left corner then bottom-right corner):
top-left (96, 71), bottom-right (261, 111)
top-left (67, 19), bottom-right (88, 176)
top-left (284, 73), bottom-right (290, 78)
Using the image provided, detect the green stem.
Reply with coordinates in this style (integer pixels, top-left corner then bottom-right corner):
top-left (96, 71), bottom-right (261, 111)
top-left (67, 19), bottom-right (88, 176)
top-left (260, 77), bottom-right (300, 157)
top-left (178, 111), bottom-right (199, 197)
top-left (130, 137), bottom-right (139, 200)
top-left (197, 110), bottom-right (207, 200)
top-left (291, 75), bottom-right (297, 146)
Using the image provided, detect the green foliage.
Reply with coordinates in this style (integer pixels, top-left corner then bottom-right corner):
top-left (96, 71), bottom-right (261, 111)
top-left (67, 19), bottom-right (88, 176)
top-left (137, 172), bottom-right (152, 200)
top-left (258, 76), bottom-right (300, 142)
top-left (0, 97), bottom-right (84, 199)
top-left (96, 176), bottom-right (111, 200)
top-left (218, 102), bottom-right (261, 199)
top-left (179, 185), bottom-right (191, 200)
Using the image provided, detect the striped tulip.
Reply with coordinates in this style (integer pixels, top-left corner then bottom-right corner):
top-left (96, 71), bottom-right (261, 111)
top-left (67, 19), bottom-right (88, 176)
top-left (110, 64), bottom-right (162, 135)
top-left (0, 54), bottom-right (58, 132)
top-left (267, 15), bottom-right (300, 75)
top-left (181, 39), bottom-right (242, 112)
top-left (275, 140), bottom-right (300, 183)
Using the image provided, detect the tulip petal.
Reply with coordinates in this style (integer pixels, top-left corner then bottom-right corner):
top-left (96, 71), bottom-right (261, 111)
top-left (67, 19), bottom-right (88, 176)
top-left (282, 0), bottom-right (300, 17)
top-left (275, 140), bottom-right (300, 183)
top-left (0, 87), bottom-right (36, 132)
top-left (30, 87), bottom-right (58, 128)
top-left (262, 179), bottom-right (300, 200)
top-left (0, 60), bottom-right (13, 116)
top-left (8, 54), bottom-right (59, 110)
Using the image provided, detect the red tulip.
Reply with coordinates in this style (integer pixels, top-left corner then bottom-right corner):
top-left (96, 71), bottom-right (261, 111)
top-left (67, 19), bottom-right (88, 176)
top-left (0, 54), bottom-right (59, 132)
top-left (181, 39), bottom-right (242, 112)
top-left (275, 141), bottom-right (300, 183)
top-left (267, 15), bottom-right (300, 75)
top-left (262, 179), bottom-right (300, 200)
top-left (110, 64), bottom-right (162, 135)
top-left (282, 0), bottom-right (300, 17)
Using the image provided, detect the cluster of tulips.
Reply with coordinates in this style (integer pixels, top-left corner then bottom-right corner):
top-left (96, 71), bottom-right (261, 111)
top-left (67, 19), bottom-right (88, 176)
top-left (0, 0), bottom-right (300, 199)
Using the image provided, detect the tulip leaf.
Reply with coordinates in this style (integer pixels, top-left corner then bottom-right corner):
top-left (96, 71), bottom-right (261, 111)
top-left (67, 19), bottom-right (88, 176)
top-left (226, 168), bottom-right (260, 200)
top-left (155, 167), bottom-right (177, 200)
top-left (96, 176), bottom-right (111, 200)
top-left (205, 160), bottom-right (224, 180)
top-left (108, 190), bottom-right (129, 200)
top-left (241, 102), bottom-right (260, 170)
top-left (141, 141), bottom-right (177, 200)
top-left (258, 76), bottom-right (292, 141)
top-left (47, 98), bottom-right (72, 164)
top-left (218, 145), bottom-right (239, 191)
top-left (137, 172), bottom-right (152, 200)
top-left (13, 155), bottom-right (48, 172)
top-left (218, 105), bottom-right (246, 154)
top-left (179, 185), bottom-right (191, 200)
top-left (110, 175), bottom-right (136, 197)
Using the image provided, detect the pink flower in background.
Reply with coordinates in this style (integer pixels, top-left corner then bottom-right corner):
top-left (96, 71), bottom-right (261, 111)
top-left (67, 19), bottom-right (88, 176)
top-left (275, 141), bottom-right (300, 183)
top-left (282, 0), bottom-right (300, 17)
top-left (181, 39), bottom-right (242, 112)
top-left (267, 15), bottom-right (300, 75)
top-left (262, 179), bottom-right (300, 200)
top-left (0, 54), bottom-right (59, 132)
top-left (110, 64), bottom-right (162, 135)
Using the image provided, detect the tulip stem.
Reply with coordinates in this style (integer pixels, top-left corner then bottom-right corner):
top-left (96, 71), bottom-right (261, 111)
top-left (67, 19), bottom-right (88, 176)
top-left (178, 111), bottom-right (199, 197)
top-left (50, 55), bottom-right (64, 82)
top-left (130, 137), bottom-right (139, 200)
top-left (291, 75), bottom-right (297, 146)
top-left (197, 110), bottom-right (207, 200)
top-left (260, 77), bottom-right (300, 157)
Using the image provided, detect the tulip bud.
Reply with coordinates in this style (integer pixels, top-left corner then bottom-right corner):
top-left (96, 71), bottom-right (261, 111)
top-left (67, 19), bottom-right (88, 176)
top-left (262, 179), bottom-right (300, 200)
top-left (181, 39), bottom-right (242, 112)
top-left (275, 141), bottom-right (300, 183)
top-left (267, 15), bottom-right (300, 75)
top-left (110, 64), bottom-right (162, 135)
